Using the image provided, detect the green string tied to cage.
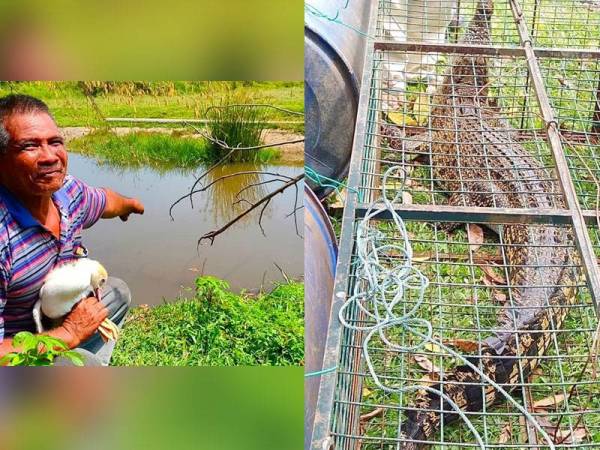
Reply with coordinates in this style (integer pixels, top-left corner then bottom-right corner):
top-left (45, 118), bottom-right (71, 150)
top-left (305, 166), bottom-right (364, 203)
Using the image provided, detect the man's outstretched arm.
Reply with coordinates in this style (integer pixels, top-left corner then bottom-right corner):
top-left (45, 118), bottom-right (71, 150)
top-left (101, 188), bottom-right (145, 222)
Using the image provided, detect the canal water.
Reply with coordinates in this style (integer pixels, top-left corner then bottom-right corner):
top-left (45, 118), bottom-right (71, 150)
top-left (68, 153), bottom-right (304, 306)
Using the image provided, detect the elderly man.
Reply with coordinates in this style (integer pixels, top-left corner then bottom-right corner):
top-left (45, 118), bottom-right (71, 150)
top-left (0, 94), bottom-right (144, 365)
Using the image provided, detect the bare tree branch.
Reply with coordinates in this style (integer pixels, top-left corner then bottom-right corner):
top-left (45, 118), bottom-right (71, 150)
top-left (286, 205), bottom-right (304, 218)
top-left (170, 121), bottom-right (304, 221)
top-left (292, 181), bottom-right (300, 238)
top-left (169, 148), bottom-right (236, 219)
top-left (273, 262), bottom-right (291, 283)
top-left (198, 173), bottom-right (305, 246)
top-left (258, 198), bottom-right (272, 236)
top-left (232, 198), bottom-right (254, 208)
top-left (171, 170), bottom-right (292, 219)
top-left (235, 178), bottom-right (291, 201)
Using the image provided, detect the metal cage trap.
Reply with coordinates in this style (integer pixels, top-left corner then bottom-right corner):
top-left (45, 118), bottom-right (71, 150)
top-left (312, 0), bottom-right (600, 449)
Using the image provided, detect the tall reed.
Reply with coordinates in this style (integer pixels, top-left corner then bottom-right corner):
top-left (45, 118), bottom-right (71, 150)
top-left (205, 88), bottom-right (268, 162)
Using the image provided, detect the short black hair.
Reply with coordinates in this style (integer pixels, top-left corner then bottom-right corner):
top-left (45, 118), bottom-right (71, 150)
top-left (0, 94), bottom-right (53, 155)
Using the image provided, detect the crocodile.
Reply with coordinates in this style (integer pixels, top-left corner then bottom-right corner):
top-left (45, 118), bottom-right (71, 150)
top-left (381, 1), bottom-right (580, 448)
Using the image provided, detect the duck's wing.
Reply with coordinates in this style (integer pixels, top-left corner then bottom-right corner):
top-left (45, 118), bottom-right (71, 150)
top-left (39, 263), bottom-right (92, 319)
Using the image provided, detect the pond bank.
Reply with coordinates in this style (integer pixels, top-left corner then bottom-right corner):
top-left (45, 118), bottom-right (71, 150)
top-left (61, 126), bottom-right (305, 165)
top-left (111, 277), bottom-right (304, 366)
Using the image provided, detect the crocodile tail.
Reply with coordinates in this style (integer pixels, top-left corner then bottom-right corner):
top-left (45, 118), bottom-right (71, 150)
top-left (398, 417), bottom-right (428, 450)
top-left (399, 347), bottom-right (511, 448)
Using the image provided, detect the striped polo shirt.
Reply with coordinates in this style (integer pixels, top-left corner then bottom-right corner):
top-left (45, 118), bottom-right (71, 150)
top-left (0, 175), bottom-right (106, 340)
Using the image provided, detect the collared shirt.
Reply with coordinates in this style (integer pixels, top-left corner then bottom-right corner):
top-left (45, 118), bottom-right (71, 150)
top-left (0, 175), bottom-right (106, 339)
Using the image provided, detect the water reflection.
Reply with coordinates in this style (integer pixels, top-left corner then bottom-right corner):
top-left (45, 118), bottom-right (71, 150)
top-left (68, 154), bottom-right (303, 305)
top-left (204, 163), bottom-right (268, 224)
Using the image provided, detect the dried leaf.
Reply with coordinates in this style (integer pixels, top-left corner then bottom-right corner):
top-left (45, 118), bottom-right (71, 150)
top-left (557, 426), bottom-right (589, 444)
top-left (481, 265), bottom-right (507, 285)
top-left (412, 255), bottom-right (431, 262)
top-left (467, 224), bottom-right (484, 251)
top-left (498, 423), bottom-right (513, 444)
top-left (412, 91), bottom-right (431, 126)
top-left (533, 393), bottom-right (567, 410)
top-left (360, 407), bottom-right (384, 423)
top-left (534, 416), bottom-right (589, 444)
top-left (444, 339), bottom-right (479, 353)
top-left (493, 290), bottom-right (507, 303)
top-left (413, 354), bottom-right (442, 374)
top-left (482, 275), bottom-right (494, 287)
top-left (418, 373), bottom-right (440, 387)
top-left (424, 343), bottom-right (443, 354)
top-left (557, 76), bottom-right (574, 90)
top-left (362, 387), bottom-right (373, 399)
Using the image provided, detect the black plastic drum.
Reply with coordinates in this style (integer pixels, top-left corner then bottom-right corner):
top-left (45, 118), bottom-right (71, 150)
top-left (305, 1), bottom-right (371, 198)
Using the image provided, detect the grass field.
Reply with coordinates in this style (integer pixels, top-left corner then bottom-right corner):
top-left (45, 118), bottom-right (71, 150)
top-left (0, 81), bottom-right (304, 131)
top-left (111, 277), bottom-right (304, 366)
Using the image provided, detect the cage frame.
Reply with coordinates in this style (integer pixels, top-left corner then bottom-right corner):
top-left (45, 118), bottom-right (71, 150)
top-left (311, 0), bottom-right (600, 449)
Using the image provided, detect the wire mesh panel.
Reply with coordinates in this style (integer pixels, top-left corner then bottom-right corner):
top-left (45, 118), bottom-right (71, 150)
top-left (538, 57), bottom-right (600, 210)
top-left (332, 219), bottom-right (600, 449)
top-left (369, 50), bottom-right (567, 209)
top-left (376, 0), bottom-right (520, 47)
top-left (521, 0), bottom-right (600, 49)
top-left (312, 0), bottom-right (600, 448)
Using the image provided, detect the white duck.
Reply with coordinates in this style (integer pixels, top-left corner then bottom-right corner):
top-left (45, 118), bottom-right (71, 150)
top-left (33, 259), bottom-right (119, 342)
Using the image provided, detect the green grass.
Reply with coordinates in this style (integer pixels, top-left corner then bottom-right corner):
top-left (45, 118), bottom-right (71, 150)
top-left (67, 129), bottom-right (281, 168)
top-left (111, 277), bottom-right (304, 366)
top-left (0, 81), bottom-right (304, 132)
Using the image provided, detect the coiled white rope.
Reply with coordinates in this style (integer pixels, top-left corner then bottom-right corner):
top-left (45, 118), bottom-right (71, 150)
top-left (338, 165), bottom-right (557, 449)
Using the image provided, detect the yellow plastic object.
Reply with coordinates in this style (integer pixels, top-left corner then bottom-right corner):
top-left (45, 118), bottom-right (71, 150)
top-left (387, 111), bottom-right (417, 127)
top-left (413, 91), bottom-right (431, 125)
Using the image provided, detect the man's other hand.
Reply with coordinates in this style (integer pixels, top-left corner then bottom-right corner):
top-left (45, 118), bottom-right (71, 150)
top-left (119, 198), bottom-right (145, 222)
top-left (101, 188), bottom-right (145, 221)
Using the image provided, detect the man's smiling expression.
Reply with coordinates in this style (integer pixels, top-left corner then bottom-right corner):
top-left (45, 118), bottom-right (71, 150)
top-left (0, 112), bottom-right (67, 198)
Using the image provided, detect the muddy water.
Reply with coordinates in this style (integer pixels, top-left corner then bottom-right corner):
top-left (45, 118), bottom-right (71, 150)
top-left (68, 154), bottom-right (304, 306)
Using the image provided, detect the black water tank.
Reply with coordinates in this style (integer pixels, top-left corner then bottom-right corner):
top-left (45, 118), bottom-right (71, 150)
top-left (304, 185), bottom-right (338, 450)
top-left (305, 1), bottom-right (371, 198)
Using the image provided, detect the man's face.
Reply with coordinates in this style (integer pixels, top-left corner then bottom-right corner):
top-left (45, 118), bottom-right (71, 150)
top-left (0, 112), bottom-right (67, 198)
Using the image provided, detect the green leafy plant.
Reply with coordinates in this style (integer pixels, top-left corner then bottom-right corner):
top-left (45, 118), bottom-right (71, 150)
top-left (111, 276), bottom-right (304, 366)
top-left (0, 331), bottom-right (84, 366)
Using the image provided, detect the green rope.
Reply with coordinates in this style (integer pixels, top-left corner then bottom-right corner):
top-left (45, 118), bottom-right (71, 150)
top-left (305, 166), bottom-right (363, 202)
top-left (305, 2), bottom-right (373, 39)
top-left (304, 365), bottom-right (338, 378)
